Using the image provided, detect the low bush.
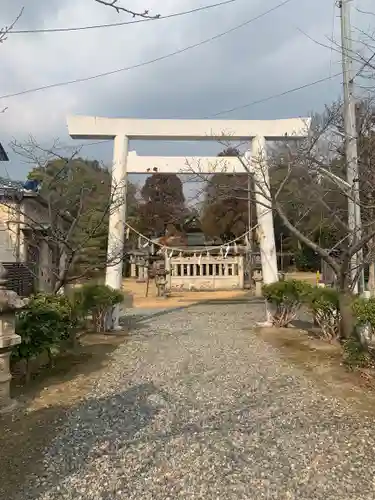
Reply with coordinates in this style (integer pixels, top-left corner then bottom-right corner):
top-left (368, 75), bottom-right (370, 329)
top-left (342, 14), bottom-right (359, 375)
top-left (12, 293), bottom-right (78, 382)
top-left (294, 248), bottom-right (320, 272)
top-left (352, 296), bottom-right (375, 345)
top-left (11, 285), bottom-right (124, 383)
top-left (262, 279), bottom-right (312, 327)
top-left (73, 283), bottom-right (124, 333)
top-left (307, 287), bottom-right (340, 341)
top-left (343, 335), bottom-right (373, 370)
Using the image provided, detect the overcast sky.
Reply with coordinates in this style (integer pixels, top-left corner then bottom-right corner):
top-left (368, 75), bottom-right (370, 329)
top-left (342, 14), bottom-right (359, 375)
top-left (0, 0), bottom-right (374, 181)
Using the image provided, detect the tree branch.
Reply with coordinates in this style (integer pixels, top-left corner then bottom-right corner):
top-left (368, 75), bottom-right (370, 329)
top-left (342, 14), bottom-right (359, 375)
top-left (93, 0), bottom-right (160, 18)
top-left (0, 8), bottom-right (23, 44)
top-left (274, 199), bottom-right (340, 274)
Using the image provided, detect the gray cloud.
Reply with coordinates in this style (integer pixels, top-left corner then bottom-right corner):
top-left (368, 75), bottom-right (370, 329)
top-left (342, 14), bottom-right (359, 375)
top-left (0, 0), bottom-right (374, 180)
top-left (3, 0), bottom-right (62, 29)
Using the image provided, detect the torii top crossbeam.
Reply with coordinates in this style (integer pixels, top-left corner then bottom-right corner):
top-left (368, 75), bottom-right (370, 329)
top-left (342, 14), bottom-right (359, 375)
top-left (67, 115), bottom-right (311, 141)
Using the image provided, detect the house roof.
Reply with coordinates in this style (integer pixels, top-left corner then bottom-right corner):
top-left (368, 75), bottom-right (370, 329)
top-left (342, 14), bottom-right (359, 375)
top-left (0, 177), bottom-right (72, 222)
top-left (182, 214), bottom-right (202, 233)
top-left (167, 214), bottom-right (202, 233)
top-left (0, 176), bottom-right (23, 190)
top-left (0, 143), bottom-right (9, 162)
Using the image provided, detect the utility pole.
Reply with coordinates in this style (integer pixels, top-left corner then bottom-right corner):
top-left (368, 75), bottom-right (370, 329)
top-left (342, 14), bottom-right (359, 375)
top-left (339, 0), bottom-right (365, 293)
top-left (247, 173), bottom-right (253, 287)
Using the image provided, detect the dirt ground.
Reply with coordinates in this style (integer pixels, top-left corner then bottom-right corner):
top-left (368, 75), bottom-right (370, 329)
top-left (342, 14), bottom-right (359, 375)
top-left (0, 283), bottom-right (252, 498)
top-left (0, 272), bottom-right (360, 498)
top-left (121, 273), bottom-right (318, 309)
top-left (1, 333), bottom-right (128, 499)
top-left (256, 326), bottom-right (375, 413)
top-left (3, 326), bottom-right (375, 498)
top-left (121, 278), bottom-right (250, 308)
top-left (285, 271), bottom-right (317, 284)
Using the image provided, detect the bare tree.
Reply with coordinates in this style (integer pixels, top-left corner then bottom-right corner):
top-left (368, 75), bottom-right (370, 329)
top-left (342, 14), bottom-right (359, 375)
top-left (1, 8), bottom-right (23, 113)
top-left (0, 8), bottom-right (23, 45)
top-left (93, 0), bottom-right (159, 18)
top-left (185, 100), bottom-right (375, 339)
top-left (4, 138), bottom-right (129, 293)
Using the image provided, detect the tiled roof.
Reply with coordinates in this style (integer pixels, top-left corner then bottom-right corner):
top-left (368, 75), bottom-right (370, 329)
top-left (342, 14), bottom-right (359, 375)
top-left (0, 176), bottom-right (23, 190)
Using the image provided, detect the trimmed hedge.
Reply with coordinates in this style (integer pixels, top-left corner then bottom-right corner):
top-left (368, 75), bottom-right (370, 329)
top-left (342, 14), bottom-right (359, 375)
top-left (72, 283), bottom-right (124, 333)
top-left (12, 293), bottom-right (77, 381)
top-left (262, 279), bottom-right (341, 337)
top-left (307, 287), bottom-right (340, 341)
top-left (262, 279), bottom-right (375, 369)
top-left (12, 284), bottom-right (124, 382)
top-left (262, 279), bottom-right (312, 327)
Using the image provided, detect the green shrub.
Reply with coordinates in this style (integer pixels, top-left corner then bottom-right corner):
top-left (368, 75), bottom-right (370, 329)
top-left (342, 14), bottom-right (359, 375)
top-left (352, 296), bottom-right (375, 347)
top-left (40, 293), bottom-right (79, 338)
top-left (343, 336), bottom-right (373, 370)
top-left (69, 287), bottom-right (90, 330)
top-left (294, 247), bottom-right (320, 272)
top-left (12, 293), bottom-right (78, 381)
top-left (262, 279), bottom-right (312, 327)
top-left (307, 287), bottom-right (340, 341)
top-left (340, 297), bottom-right (375, 370)
top-left (352, 297), bottom-right (375, 330)
top-left (73, 283), bottom-right (124, 332)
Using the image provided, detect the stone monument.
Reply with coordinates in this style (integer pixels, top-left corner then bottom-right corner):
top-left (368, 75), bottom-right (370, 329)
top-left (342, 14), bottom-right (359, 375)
top-left (0, 264), bottom-right (28, 412)
top-left (154, 261), bottom-right (169, 298)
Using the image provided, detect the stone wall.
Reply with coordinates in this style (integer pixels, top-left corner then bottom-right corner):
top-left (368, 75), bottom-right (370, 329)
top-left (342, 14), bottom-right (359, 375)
top-left (0, 202), bottom-right (19, 262)
top-left (166, 254), bottom-right (244, 291)
top-left (0, 197), bottom-right (64, 293)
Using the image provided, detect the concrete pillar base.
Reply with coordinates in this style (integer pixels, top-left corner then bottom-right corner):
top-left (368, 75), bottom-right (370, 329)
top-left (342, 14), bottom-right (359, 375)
top-left (0, 264), bottom-right (28, 411)
top-left (256, 320), bottom-right (274, 328)
top-left (256, 301), bottom-right (274, 327)
top-left (0, 350), bottom-right (18, 413)
top-left (0, 397), bottom-right (19, 415)
top-left (254, 281), bottom-right (263, 297)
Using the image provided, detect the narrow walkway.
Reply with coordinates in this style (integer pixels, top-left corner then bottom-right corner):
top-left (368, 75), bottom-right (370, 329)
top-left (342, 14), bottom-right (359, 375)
top-left (17, 302), bottom-right (375, 499)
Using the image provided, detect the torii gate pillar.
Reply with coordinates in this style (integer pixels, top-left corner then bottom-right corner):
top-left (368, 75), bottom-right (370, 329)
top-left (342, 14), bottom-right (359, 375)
top-left (249, 136), bottom-right (278, 284)
top-left (105, 134), bottom-right (128, 330)
top-left (67, 115), bottom-right (310, 330)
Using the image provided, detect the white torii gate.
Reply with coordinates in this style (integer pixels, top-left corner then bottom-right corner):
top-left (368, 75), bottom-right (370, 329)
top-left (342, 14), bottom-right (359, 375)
top-left (67, 115), bottom-right (311, 329)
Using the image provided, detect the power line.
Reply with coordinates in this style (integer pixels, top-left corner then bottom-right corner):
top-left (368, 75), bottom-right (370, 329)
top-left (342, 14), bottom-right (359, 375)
top-left (329, 0), bottom-right (337, 76)
top-left (76, 71), bottom-right (342, 151)
top-left (0, 0), bottom-right (294, 101)
top-left (205, 72), bottom-right (342, 117)
top-left (295, 24), bottom-right (375, 75)
top-left (8, 0), bottom-right (237, 34)
top-left (351, 51), bottom-right (375, 81)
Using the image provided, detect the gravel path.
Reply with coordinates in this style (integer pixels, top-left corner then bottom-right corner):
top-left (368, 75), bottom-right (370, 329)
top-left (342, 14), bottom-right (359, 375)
top-left (15, 301), bottom-right (375, 499)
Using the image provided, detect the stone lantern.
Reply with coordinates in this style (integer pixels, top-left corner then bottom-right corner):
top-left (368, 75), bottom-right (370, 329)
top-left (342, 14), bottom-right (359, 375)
top-left (151, 259), bottom-right (169, 298)
top-left (0, 264), bottom-right (28, 412)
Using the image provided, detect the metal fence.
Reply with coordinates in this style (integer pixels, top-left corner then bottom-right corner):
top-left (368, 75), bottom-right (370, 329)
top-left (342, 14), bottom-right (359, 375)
top-left (166, 254), bottom-right (244, 291)
top-left (2, 262), bottom-right (36, 297)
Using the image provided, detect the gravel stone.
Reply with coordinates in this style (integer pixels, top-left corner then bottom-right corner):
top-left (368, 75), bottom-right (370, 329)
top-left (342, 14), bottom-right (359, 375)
top-left (14, 301), bottom-right (375, 499)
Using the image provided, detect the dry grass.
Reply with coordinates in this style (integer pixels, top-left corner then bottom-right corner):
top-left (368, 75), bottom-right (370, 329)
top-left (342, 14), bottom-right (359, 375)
top-left (0, 333), bottom-right (128, 499)
top-left (256, 326), bottom-right (375, 413)
top-left (0, 281), bottom-right (249, 498)
top-left (0, 272), bottom-right (331, 498)
top-left (285, 271), bottom-right (317, 284)
top-left (121, 278), bottom-right (249, 309)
